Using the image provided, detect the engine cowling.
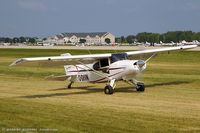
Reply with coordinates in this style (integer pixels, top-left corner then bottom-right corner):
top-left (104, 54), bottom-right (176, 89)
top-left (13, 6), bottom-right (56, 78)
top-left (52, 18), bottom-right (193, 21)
top-left (134, 60), bottom-right (146, 72)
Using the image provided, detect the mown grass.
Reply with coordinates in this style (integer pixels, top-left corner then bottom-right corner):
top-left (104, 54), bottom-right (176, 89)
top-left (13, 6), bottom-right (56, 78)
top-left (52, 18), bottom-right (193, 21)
top-left (0, 48), bottom-right (200, 133)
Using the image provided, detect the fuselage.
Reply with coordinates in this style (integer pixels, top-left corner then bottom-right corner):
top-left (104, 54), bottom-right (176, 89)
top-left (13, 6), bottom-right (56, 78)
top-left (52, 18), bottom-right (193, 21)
top-left (64, 60), bottom-right (146, 83)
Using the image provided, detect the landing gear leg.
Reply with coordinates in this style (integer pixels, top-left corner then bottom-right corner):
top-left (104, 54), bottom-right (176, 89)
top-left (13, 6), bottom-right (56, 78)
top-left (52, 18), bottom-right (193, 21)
top-left (67, 81), bottom-right (74, 89)
top-left (104, 79), bottom-right (116, 95)
top-left (67, 76), bottom-right (76, 89)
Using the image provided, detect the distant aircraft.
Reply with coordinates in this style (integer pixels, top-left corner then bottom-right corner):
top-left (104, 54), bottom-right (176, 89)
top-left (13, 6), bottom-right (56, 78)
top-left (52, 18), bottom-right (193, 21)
top-left (3, 43), bottom-right (10, 46)
top-left (10, 45), bottom-right (197, 94)
top-left (181, 40), bottom-right (200, 45)
top-left (145, 41), bottom-right (151, 46)
top-left (193, 40), bottom-right (200, 45)
top-left (161, 41), bottom-right (176, 46)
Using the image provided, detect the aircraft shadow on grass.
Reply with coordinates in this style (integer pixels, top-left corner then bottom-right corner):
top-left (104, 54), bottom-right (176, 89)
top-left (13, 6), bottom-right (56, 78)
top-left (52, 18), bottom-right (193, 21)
top-left (20, 80), bottom-right (192, 98)
top-left (116, 80), bottom-right (192, 92)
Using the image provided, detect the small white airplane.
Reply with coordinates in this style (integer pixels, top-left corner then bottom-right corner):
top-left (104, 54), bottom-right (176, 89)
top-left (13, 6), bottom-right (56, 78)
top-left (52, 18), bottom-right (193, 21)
top-left (10, 45), bottom-right (197, 94)
top-left (161, 41), bottom-right (176, 46)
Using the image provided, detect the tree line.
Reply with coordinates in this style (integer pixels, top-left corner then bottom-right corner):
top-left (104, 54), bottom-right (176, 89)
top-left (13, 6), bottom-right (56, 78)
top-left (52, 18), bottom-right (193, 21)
top-left (1, 31), bottom-right (200, 45)
top-left (116, 31), bottom-right (200, 44)
top-left (0, 37), bottom-right (36, 44)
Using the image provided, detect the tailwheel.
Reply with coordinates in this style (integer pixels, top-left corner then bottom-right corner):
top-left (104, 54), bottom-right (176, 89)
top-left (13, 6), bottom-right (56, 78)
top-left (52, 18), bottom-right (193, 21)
top-left (104, 85), bottom-right (114, 95)
top-left (136, 82), bottom-right (145, 92)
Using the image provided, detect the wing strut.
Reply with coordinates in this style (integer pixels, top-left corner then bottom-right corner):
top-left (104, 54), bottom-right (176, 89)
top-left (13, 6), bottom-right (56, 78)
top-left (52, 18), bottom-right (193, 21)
top-left (145, 53), bottom-right (157, 63)
top-left (76, 60), bottom-right (110, 80)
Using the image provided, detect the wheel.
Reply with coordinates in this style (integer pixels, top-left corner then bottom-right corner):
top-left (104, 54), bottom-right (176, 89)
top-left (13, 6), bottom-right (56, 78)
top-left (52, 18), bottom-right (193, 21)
top-left (104, 85), bottom-right (114, 94)
top-left (136, 82), bottom-right (145, 92)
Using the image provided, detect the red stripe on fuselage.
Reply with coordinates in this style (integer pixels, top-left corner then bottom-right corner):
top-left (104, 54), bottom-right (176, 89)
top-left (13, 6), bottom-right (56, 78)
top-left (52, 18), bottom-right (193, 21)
top-left (68, 67), bottom-right (125, 73)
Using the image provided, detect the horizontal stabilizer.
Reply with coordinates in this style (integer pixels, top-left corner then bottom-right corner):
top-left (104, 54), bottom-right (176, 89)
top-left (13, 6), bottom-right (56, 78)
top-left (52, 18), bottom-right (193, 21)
top-left (61, 53), bottom-right (71, 56)
top-left (45, 75), bottom-right (69, 81)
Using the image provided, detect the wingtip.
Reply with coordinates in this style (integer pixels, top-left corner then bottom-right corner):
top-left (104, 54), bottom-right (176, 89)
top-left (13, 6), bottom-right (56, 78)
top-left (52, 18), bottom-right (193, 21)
top-left (181, 45), bottom-right (198, 50)
top-left (9, 63), bottom-right (15, 67)
top-left (9, 58), bottom-right (25, 67)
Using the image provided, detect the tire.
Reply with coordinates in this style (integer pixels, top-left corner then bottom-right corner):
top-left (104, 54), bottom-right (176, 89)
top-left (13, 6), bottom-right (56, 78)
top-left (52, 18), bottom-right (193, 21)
top-left (104, 85), bottom-right (114, 94)
top-left (136, 83), bottom-right (145, 92)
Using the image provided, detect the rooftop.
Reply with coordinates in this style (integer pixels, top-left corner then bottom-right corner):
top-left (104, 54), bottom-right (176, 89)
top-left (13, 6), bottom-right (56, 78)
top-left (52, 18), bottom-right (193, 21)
top-left (60, 32), bottom-right (109, 38)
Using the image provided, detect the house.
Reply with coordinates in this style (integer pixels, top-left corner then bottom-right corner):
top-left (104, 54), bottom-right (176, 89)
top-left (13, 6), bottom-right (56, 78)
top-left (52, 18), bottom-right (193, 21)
top-left (44, 32), bottom-right (115, 45)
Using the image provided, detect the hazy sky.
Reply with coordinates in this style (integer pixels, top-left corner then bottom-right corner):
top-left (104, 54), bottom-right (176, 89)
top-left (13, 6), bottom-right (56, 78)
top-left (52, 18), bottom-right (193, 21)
top-left (1, 0), bottom-right (200, 37)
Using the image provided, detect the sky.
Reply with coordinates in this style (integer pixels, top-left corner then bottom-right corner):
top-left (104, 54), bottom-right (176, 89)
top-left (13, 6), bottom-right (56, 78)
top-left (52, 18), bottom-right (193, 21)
top-left (1, 0), bottom-right (200, 37)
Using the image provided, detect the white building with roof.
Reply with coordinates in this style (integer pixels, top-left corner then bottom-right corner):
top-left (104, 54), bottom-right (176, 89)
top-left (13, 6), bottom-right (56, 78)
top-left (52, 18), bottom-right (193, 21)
top-left (44, 32), bottom-right (115, 45)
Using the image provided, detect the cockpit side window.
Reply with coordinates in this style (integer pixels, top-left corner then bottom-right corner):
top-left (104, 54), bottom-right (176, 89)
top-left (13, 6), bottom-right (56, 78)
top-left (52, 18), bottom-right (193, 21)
top-left (93, 58), bottom-right (110, 70)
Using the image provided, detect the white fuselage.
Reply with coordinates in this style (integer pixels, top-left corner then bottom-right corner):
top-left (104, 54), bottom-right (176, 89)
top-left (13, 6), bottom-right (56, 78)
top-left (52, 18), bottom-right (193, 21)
top-left (64, 60), bottom-right (146, 83)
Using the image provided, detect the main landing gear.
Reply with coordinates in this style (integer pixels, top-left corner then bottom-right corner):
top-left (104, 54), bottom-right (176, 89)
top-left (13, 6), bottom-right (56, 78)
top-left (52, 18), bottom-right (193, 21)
top-left (131, 79), bottom-right (145, 92)
top-left (104, 79), bottom-right (116, 95)
top-left (126, 79), bottom-right (145, 92)
top-left (135, 82), bottom-right (145, 92)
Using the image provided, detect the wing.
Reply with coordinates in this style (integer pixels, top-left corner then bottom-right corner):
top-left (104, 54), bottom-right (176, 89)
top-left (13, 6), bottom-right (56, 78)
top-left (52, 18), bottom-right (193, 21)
top-left (45, 75), bottom-right (70, 81)
top-left (125, 45), bottom-right (197, 56)
top-left (10, 53), bottom-right (111, 66)
top-left (10, 45), bottom-right (197, 66)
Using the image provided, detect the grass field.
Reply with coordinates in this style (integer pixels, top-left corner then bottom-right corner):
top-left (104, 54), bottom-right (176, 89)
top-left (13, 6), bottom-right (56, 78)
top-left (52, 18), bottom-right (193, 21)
top-left (0, 48), bottom-right (200, 133)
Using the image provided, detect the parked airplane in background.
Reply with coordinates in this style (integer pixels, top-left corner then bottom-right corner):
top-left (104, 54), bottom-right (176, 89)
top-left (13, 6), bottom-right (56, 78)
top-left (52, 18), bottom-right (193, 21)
top-left (10, 45), bottom-right (197, 94)
top-left (3, 43), bottom-right (11, 46)
top-left (144, 41), bottom-right (151, 46)
top-left (181, 40), bottom-right (200, 45)
top-left (192, 40), bottom-right (200, 45)
top-left (161, 41), bottom-right (176, 46)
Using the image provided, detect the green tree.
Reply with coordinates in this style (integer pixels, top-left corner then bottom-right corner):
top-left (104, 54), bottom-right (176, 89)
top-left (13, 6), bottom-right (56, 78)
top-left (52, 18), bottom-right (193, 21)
top-left (28, 38), bottom-right (36, 44)
top-left (13, 37), bottom-right (19, 43)
top-left (0, 37), bottom-right (5, 42)
top-left (5, 38), bottom-right (12, 43)
top-left (115, 37), bottom-right (121, 43)
top-left (136, 32), bottom-right (148, 43)
top-left (136, 32), bottom-right (159, 43)
top-left (192, 32), bottom-right (200, 41)
top-left (79, 39), bottom-right (86, 43)
top-left (184, 31), bottom-right (193, 42)
top-left (120, 36), bottom-right (126, 43)
top-left (163, 32), bottom-right (177, 43)
top-left (19, 36), bottom-right (26, 43)
top-left (126, 35), bottom-right (136, 44)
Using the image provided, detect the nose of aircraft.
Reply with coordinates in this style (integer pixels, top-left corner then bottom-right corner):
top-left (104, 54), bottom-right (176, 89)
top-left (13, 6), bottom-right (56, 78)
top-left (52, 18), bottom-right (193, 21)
top-left (133, 60), bottom-right (146, 71)
top-left (137, 60), bottom-right (146, 68)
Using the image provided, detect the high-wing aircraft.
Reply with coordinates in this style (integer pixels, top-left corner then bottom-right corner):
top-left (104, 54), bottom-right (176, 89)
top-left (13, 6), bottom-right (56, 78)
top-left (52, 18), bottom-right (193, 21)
top-left (10, 45), bottom-right (197, 94)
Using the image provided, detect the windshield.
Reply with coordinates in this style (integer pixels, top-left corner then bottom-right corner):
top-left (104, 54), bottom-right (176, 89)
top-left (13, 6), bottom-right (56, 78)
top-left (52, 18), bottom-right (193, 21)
top-left (111, 53), bottom-right (128, 63)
